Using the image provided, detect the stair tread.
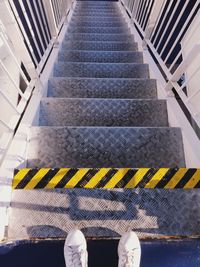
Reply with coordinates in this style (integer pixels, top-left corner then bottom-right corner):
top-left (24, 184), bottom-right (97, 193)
top-left (61, 41), bottom-right (137, 51)
top-left (9, 188), bottom-right (198, 239)
top-left (58, 50), bottom-right (143, 63)
top-left (68, 26), bottom-right (130, 34)
top-left (48, 77), bottom-right (157, 98)
top-left (70, 21), bottom-right (126, 27)
top-left (27, 126), bottom-right (185, 168)
top-left (71, 17), bottom-right (125, 22)
top-left (64, 33), bottom-right (134, 41)
top-left (54, 62), bottom-right (149, 78)
top-left (39, 98), bottom-right (168, 127)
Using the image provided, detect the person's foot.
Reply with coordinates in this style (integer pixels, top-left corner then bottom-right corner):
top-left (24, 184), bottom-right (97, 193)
top-left (64, 229), bottom-right (88, 267)
top-left (118, 231), bottom-right (141, 267)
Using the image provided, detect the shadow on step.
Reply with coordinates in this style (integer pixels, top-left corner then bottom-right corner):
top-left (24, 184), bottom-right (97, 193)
top-left (8, 188), bottom-right (200, 239)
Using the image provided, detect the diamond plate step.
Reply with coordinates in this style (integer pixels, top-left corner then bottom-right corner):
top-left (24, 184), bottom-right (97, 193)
top-left (58, 51), bottom-right (143, 63)
top-left (73, 10), bottom-right (120, 16)
top-left (75, 3), bottom-right (118, 8)
top-left (71, 17), bottom-right (125, 23)
top-left (74, 7), bottom-right (118, 11)
top-left (27, 127), bottom-right (185, 168)
top-left (8, 188), bottom-right (200, 239)
top-left (76, 1), bottom-right (118, 5)
top-left (72, 14), bottom-right (122, 19)
top-left (53, 62), bottom-right (149, 78)
top-left (39, 98), bottom-right (168, 127)
top-left (61, 41), bottom-right (137, 51)
top-left (48, 78), bottom-right (157, 99)
top-left (64, 33), bottom-right (134, 42)
top-left (67, 26), bottom-right (130, 34)
top-left (70, 21), bottom-right (126, 27)
top-left (74, 7), bottom-right (119, 12)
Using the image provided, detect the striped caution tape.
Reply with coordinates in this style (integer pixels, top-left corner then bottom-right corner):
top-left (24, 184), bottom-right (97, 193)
top-left (12, 168), bottom-right (200, 189)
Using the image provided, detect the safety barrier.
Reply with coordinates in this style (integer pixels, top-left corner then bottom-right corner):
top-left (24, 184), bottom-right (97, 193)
top-left (0, 0), bottom-right (73, 167)
top-left (121, 0), bottom-right (200, 138)
top-left (13, 168), bottom-right (200, 189)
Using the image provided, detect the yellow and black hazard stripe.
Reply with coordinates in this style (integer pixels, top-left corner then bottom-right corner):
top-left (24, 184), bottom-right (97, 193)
top-left (13, 168), bottom-right (200, 189)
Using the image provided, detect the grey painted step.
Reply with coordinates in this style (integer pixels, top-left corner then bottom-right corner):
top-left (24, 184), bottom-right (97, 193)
top-left (64, 33), bottom-right (134, 42)
top-left (68, 26), bottom-right (130, 34)
top-left (70, 21), bottom-right (126, 27)
top-left (61, 41), bottom-right (137, 51)
top-left (39, 98), bottom-right (168, 127)
top-left (48, 78), bottom-right (157, 99)
top-left (27, 127), bottom-right (185, 168)
top-left (58, 51), bottom-right (143, 63)
top-left (53, 62), bottom-right (149, 78)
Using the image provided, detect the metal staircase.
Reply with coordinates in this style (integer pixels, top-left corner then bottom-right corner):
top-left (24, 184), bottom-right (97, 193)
top-left (8, 1), bottom-right (200, 240)
top-left (28, 1), bottom-right (185, 168)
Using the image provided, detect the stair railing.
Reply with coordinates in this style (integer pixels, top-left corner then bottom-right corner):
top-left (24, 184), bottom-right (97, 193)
top-left (121, 0), bottom-right (200, 138)
top-left (0, 0), bottom-right (73, 168)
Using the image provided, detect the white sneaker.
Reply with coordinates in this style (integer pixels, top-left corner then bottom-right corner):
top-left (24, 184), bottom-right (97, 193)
top-left (118, 231), bottom-right (141, 267)
top-left (64, 229), bottom-right (88, 267)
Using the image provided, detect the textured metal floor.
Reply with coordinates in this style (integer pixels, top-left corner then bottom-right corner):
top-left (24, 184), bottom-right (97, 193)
top-left (9, 189), bottom-right (200, 239)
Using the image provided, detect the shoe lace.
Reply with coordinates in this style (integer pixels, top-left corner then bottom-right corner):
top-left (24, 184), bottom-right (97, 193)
top-left (121, 249), bottom-right (138, 267)
top-left (69, 246), bottom-right (87, 267)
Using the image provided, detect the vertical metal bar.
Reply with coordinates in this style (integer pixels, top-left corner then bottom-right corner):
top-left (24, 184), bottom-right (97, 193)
top-left (8, 0), bottom-right (39, 65)
top-left (135, 0), bottom-right (143, 20)
top-left (37, 0), bottom-right (51, 41)
top-left (154, 1), bottom-right (180, 50)
top-left (159, 1), bottom-right (189, 56)
top-left (18, 0), bottom-right (42, 59)
top-left (151, 0), bottom-right (174, 46)
top-left (168, 50), bottom-right (182, 71)
top-left (32, 1), bottom-right (49, 47)
top-left (149, 0), bottom-right (167, 40)
top-left (164, 1), bottom-right (199, 64)
top-left (25, 1), bottom-right (46, 53)
top-left (136, 0), bottom-right (146, 22)
top-left (140, 0), bottom-right (151, 28)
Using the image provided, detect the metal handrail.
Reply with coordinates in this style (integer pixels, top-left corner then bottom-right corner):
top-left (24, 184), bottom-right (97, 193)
top-left (0, 0), bottom-right (73, 168)
top-left (121, 0), bottom-right (200, 131)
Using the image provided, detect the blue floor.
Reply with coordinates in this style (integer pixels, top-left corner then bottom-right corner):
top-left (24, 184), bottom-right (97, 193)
top-left (0, 239), bottom-right (200, 267)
